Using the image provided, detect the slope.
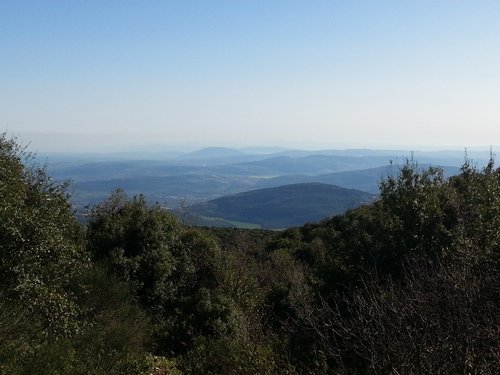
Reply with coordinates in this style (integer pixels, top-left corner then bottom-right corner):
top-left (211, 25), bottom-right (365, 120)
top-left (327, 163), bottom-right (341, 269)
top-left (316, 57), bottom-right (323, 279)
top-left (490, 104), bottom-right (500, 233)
top-left (189, 183), bottom-right (376, 229)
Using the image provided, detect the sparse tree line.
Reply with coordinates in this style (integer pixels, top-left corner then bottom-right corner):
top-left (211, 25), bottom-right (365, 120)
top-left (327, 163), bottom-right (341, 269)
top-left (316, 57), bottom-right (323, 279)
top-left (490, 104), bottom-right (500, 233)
top-left (1, 133), bottom-right (498, 374)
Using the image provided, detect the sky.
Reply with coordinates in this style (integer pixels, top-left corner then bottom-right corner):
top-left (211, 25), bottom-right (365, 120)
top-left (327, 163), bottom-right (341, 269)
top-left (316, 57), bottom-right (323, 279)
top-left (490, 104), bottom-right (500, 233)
top-left (1, 1), bottom-right (500, 152)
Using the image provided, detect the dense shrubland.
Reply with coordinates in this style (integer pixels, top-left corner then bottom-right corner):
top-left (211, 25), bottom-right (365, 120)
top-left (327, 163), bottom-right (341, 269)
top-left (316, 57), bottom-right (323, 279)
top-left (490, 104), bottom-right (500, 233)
top-left (1, 133), bottom-right (498, 374)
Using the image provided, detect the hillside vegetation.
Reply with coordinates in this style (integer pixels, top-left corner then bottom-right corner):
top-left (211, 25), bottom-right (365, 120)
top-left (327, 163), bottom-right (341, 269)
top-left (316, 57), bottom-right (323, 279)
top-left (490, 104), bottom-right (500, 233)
top-left (189, 183), bottom-right (376, 228)
top-left (1, 133), bottom-right (498, 374)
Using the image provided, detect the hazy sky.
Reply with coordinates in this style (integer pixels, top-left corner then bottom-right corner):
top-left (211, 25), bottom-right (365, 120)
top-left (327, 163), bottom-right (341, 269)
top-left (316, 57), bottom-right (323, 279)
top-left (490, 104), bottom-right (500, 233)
top-left (1, 1), bottom-right (500, 152)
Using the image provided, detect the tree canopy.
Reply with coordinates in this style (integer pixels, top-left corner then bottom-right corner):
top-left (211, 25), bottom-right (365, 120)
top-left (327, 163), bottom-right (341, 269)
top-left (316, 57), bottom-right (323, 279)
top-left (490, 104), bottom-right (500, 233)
top-left (1, 133), bottom-right (498, 374)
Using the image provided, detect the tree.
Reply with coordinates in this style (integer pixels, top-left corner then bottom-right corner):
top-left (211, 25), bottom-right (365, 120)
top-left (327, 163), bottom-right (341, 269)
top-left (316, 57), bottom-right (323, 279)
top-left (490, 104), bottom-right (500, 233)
top-left (285, 159), bottom-right (500, 373)
top-left (0, 134), bottom-right (88, 336)
top-left (87, 191), bottom-right (228, 355)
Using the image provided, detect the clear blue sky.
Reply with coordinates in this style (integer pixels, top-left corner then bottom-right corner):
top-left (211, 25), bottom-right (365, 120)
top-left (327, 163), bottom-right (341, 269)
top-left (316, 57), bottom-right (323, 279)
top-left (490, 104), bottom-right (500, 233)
top-left (1, 1), bottom-right (500, 151)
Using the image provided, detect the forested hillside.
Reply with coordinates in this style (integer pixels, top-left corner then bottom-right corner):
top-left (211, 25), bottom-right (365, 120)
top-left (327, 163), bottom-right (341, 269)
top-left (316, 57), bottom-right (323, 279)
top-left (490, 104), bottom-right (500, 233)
top-left (189, 183), bottom-right (375, 228)
top-left (1, 134), bottom-right (498, 374)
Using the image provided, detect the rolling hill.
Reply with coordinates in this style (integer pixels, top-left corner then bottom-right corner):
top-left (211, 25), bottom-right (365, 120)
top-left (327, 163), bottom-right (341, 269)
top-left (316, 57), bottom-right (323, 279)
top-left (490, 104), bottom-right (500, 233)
top-left (255, 164), bottom-right (461, 193)
top-left (67, 164), bottom-right (460, 211)
top-left (188, 183), bottom-right (376, 229)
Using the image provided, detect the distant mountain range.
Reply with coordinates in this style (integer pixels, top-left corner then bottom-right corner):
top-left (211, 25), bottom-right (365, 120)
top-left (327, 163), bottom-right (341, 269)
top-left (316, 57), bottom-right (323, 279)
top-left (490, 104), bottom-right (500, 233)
top-left (69, 164), bottom-right (461, 209)
top-left (178, 147), bottom-right (246, 159)
top-left (188, 183), bottom-right (376, 229)
top-left (41, 145), bottom-right (487, 228)
top-left (255, 164), bottom-right (461, 194)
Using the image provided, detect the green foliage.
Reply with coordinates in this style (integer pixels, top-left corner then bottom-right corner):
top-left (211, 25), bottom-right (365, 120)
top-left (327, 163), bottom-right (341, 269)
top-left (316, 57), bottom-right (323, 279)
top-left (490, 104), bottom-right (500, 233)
top-left (67, 266), bottom-right (152, 375)
top-left (0, 135), bottom-right (153, 374)
top-left (0, 134), bottom-right (88, 336)
top-left (2, 133), bottom-right (498, 374)
top-left (183, 335), bottom-right (281, 375)
top-left (271, 158), bottom-right (500, 373)
top-left (270, 159), bottom-right (496, 293)
top-left (0, 267), bottom-right (152, 375)
top-left (87, 191), bottom-right (299, 373)
top-left (298, 252), bottom-right (499, 374)
top-left (87, 191), bottom-right (231, 356)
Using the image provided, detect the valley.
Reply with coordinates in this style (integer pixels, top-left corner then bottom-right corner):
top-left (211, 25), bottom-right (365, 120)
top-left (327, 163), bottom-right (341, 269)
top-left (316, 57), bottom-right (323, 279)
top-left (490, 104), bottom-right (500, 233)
top-left (41, 147), bottom-right (480, 228)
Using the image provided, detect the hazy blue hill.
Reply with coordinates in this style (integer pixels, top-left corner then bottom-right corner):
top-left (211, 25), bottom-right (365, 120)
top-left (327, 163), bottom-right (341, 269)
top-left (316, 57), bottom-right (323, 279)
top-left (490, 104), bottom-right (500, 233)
top-left (37, 151), bottom-right (182, 163)
top-left (189, 183), bottom-right (376, 229)
top-left (73, 174), bottom-right (259, 205)
top-left (178, 147), bottom-right (246, 159)
top-left (44, 148), bottom-right (468, 213)
top-left (47, 160), bottom-right (202, 181)
top-left (271, 148), bottom-right (407, 158)
top-left (314, 164), bottom-right (461, 192)
top-left (256, 164), bottom-right (461, 194)
top-left (173, 147), bottom-right (290, 166)
top-left (63, 161), bottom-right (460, 211)
top-left (239, 146), bottom-right (289, 154)
top-left (211, 154), bottom-right (421, 176)
top-left (47, 149), bottom-right (472, 183)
